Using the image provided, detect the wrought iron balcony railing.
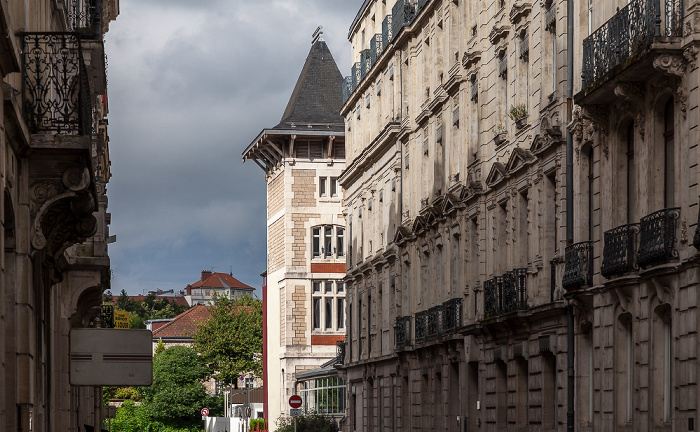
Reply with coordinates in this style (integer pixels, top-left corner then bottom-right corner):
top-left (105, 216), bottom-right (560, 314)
top-left (498, 55), bottom-right (507, 78)
top-left (601, 223), bottom-right (640, 278)
top-left (442, 298), bottom-right (462, 333)
top-left (637, 207), bottom-right (680, 269)
top-left (395, 315), bottom-right (412, 348)
top-left (360, 50), bottom-right (371, 79)
top-left (562, 241), bottom-right (594, 291)
top-left (336, 340), bottom-right (346, 364)
top-left (351, 62), bottom-right (361, 91)
top-left (370, 34), bottom-right (383, 66)
top-left (545, 2), bottom-right (556, 33)
top-left (392, 0), bottom-right (416, 39)
top-left (414, 310), bottom-right (427, 344)
top-left (484, 269), bottom-right (527, 318)
top-left (67, 0), bottom-right (103, 37)
top-left (519, 34), bottom-right (529, 61)
top-left (342, 77), bottom-right (352, 106)
top-left (581, 0), bottom-right (683, 89)
top-left (425, 305), bottom-right (442, 341)
top-left (382, 15), bottom-right (393, 46)
top-left (22, 33), bottom-right (92, 135)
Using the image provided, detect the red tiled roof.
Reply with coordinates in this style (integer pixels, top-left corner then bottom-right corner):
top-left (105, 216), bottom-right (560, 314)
top-left (152, 305), bottom-right (212, 339)
top-left (188, 272), bottom-right (255, 291)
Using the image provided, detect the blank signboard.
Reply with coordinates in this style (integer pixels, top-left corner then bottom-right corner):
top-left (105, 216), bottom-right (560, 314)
top-left (70, 328), bottom-right (153, 386)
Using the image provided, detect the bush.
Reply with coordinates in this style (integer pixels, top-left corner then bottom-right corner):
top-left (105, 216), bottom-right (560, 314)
top-left (275, 412), bottom-right (337, 432)
top-left (250, 418), bottom-right (268, 430)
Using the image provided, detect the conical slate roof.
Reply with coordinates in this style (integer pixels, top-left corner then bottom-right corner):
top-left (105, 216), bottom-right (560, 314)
top-left (273, 38), bottom-right (344, 130)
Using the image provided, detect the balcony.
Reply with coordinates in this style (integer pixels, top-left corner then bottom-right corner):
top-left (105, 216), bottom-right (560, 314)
top-left (342, 77), bottom-right (352, 105)
top-left (392, 0), bottom-right (416, 39)
top-left (370, 34), bottom-right (383, 65)
top-left (544, 2), bottom-right (556, 32)
top-left (637, 207), bottom-right (680, 268)
top-left (601, 223), bottom-right (639, 278)
top-left (402, 298), bottom-right (463, 347)
top-left (67, 0), bottom-right (103, 38)
top-left (562, 241), bottom-right (594, 290)
top-left (581, 0), bottom-right (683, 91)
top-left (395, 315), bottom-right (412, 348)
top-left (22, 33), bottom-right (91, 135)
top-left (483, 269), bottom-right (527, 318)
top-left (382, 15), bottom-right (393, 46)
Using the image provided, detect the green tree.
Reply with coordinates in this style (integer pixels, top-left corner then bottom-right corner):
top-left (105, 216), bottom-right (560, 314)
top-left (140, 345), bottom-right (211, 429)
top-left (192, 294), bottom-right (263, 386)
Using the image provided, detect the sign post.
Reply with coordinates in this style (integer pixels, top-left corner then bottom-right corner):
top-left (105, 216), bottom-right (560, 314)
top-left (289, 395), bottom-right (302, 432)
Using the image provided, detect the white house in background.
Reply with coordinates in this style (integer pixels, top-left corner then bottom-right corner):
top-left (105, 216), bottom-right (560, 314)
top-left (185, 270), bottom-right (256, 306)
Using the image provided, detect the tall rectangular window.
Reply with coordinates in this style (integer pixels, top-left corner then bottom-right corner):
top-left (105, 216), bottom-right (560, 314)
top-left (324, 226), bottom-right (333, 257)
top-left (319, 177), bottom-right (327, 197)
top-left (325, 298), bottom-right (333, 329)
top-left (312, 227), bottom-right (321, 258)
top-left (313, 298), bottom-right (321, 329)
top-left (331, 177), bottom-right (339, 197)
top-left (337, 227), bottom-right (345, 257)
top-left (337, 298), bottom-right (346, 329)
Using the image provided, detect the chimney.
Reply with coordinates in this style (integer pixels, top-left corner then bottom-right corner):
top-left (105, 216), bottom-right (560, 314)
top-left (201, 270), bottom-right (212, 281)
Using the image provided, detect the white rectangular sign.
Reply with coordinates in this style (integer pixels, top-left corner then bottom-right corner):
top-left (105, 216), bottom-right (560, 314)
top-left (70, 328), bottom-right (153, 386)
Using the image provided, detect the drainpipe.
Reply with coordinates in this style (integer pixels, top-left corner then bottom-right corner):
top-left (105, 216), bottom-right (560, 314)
top-left (566, 0), bottom-right (575, 430)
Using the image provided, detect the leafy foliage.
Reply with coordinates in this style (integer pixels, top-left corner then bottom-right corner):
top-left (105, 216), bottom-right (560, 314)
top-left (139, 345), bottom-right (211, 428)
top-left (109, 289), bottom-right (191, 329)
top-left (274, 413), bottom-right (337, 432)
top-left (192, 294), bottom-right (263, 386)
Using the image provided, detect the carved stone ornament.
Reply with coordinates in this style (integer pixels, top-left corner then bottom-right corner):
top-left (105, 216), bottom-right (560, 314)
top-left (568, 105), bottom-right (584, 142)
top-left (30, 166), bottom-right (97, 280)
top-left (509, 2), bottom-right (532, 25)
top-left (613, 82), bottom-right (645, 107)
top-left (684, 45), bottom-right (699, 70)
top-left (488, 23), bottom-right (510, 45)
top-left (581, 105), bottom-right (609, 158)
top-left (653, 54), bottom-right (686, 77)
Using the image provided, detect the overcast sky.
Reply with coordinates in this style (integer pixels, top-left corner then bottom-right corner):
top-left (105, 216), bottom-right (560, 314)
top-left (105, 0), bottom-right (361, 296)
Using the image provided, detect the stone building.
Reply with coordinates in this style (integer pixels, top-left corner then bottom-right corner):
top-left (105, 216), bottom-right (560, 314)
top-left (0, 0), bottom-right (118, 431)
top-left (563, 0), bottom-right (700, 430)
top-left (242, 31), bottom-right (347, 424)
top-left (340, 0), bottom-right (571, 431)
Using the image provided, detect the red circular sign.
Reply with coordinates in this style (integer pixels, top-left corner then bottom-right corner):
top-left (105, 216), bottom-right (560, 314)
top-left (201, 408), bottom-right (209, 416)
top-left (289, 395), bottom-right (302, 409)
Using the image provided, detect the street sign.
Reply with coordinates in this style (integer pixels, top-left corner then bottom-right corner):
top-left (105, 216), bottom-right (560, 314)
top-left (201, 408), bottom-right (209, 417)
top-left (114, 311), bottom-right (130, 328)
top-left (289, 394), bottom-right (302, 409)
top-left (290, 408), bottom-right (302, 417)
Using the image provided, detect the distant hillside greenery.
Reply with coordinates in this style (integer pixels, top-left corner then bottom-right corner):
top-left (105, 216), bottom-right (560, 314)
top-left (103, 289), bottom-right (191, 329)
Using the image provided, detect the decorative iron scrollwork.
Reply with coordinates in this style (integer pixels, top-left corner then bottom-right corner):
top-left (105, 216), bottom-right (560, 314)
top-left (562, 241), bottom-right (594, 291)
top-left (22, 33), bottom-right (92, 135)
top-left (581, 0), bottom-right (683, 89)
top-left (601, 223), bottom-right (640, 278)
top-left (637, 207), bottom-right (681, 268)
top-left (395, 315), bottom-right (412, 348)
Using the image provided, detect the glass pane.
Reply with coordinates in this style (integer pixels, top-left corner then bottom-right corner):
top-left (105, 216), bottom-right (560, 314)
top-left (337, 227), bottom-right (345, 257)
top-left (325, 226), bottom-right (333, 257)
top-left (313, 281), bottom-right (321, 293)
top-left (319, 177), bottom-right (327, 196)
top-left (337, 298), bottom-right (345, 329)
top-left (331, 177), bottom-right (338, 197)
top-left (313, 298), bottom-right (321, 329)
top-left (325, 281), bottom-right (333, 293)
top-left (337, 282), bottom-right (345, 292)
top-left (325, 298), bottom-right (333, 329)
top-left (312, 227), bottom-right (321, 257)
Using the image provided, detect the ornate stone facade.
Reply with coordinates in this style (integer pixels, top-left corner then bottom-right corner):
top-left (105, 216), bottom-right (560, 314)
top-left (0, 1), bottom-right (118, 431)
top-left (341, 0), bottom-right (570, 430)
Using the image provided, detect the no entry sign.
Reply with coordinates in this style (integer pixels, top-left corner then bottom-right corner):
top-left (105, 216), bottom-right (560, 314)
top-left (289, 395), bottom-right (302, 409)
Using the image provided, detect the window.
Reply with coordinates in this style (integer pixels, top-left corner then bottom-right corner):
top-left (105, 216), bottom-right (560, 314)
top-left (312, 280), bottom-right (346, 331)
top-left (319, 177), bottom-right (339, 198)
top-left (319, 177), bottom-right (327, 197)
top-left (337, 228), bottom-right (345, 257)
top-left (331, 177), bottom-right (339, 197)
top-left (312, 225), bottom-right (346, 259)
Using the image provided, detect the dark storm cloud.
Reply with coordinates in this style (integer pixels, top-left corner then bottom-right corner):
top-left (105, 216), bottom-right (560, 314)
top-left (105, 0), bottom-right (361, 295)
